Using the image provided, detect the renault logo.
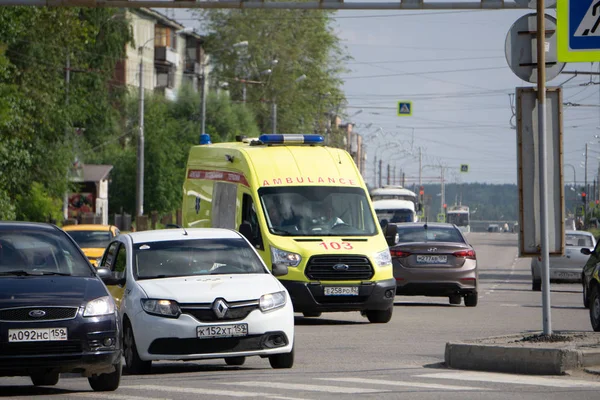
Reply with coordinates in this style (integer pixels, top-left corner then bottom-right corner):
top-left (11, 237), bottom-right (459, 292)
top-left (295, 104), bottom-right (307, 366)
top-left (332, 263), bottom-right (350, 271)
top-left (212, 299), bottom-right (229, 319)
top-left (28, 310), bottom-right (46, 318)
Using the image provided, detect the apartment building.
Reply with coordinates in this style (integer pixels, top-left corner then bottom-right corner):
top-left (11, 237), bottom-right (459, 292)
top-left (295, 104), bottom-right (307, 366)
top-left (112, 8), bottom-right (204, 100)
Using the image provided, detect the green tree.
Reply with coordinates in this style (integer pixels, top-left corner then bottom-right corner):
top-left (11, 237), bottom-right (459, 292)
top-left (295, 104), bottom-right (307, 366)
top-left (199, 8), bottom-right (348, 136)
top-left (0, 7), bottom-right (132, 221)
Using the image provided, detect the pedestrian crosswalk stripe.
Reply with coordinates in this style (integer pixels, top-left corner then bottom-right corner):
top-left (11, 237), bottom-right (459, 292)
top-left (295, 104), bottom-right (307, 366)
top-left (72, 394), bottom-right (171, 400)
top-left (416, 371), bottom-right (600, 388)
top-left (121, 384), bottom-right (306, 399)
top-left (316, 377), bottom-right (487, 391)
top-left (221, 381), bottom-right (389, 394)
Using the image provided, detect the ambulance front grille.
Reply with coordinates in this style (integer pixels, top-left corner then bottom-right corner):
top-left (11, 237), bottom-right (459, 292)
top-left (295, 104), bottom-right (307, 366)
top-left (305, 255), bottom-right (373, 281)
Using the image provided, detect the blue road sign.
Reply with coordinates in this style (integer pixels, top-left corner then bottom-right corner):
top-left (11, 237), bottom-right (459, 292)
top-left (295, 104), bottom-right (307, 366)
top-left (558, 0), bottom-right (600, 61)
top-left (397, 101), bottom-right (412, 116)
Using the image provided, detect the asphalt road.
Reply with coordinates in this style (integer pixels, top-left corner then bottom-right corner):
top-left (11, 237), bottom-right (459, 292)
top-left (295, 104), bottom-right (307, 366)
top-left (2, 232), bottom-right (600, 399)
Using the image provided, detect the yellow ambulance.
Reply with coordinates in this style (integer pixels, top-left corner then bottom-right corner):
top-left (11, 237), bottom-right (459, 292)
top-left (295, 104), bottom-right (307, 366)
top-left (182, 133), bottom-right (396, 323)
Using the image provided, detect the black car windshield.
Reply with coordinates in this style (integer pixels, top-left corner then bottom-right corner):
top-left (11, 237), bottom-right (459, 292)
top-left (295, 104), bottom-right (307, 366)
top-left (134, 238), bottom-right (268, 279)
top-left (395, 225), bottom-right (465, 244)
top-left (259, 186), bottom-right (378, 237)
top-left (66, 230), bottom-right (112, 249)
top-left (0, 229), bottom-right (93, 277)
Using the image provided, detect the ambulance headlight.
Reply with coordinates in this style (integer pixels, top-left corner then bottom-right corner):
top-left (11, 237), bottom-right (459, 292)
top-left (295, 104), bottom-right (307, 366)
top-left (374, 248), bottom-right (392, 267)
top-left (271, 246), bottom-right (302, 267)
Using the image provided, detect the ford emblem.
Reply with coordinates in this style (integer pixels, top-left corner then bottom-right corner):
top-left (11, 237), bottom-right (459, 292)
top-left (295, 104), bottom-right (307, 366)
top-left (29, 310), bottom-right (46, 318)
top-left (332, 263), bottom-right (350, 271)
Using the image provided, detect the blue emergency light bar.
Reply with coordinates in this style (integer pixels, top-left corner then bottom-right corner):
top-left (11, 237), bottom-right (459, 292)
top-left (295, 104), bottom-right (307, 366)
top-left (199, 133), bottom-right (212, 145)
top-left (258, 134), bottom-right (324, 145)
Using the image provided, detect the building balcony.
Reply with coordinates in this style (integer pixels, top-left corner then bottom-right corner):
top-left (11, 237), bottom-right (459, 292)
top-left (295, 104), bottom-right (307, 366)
top-left (154, 46), bottom-right (179, 66)
top-left (185, 60), bottom-right (201, 75)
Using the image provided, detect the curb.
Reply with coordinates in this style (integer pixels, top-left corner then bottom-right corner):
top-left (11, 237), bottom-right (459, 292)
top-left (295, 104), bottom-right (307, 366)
top-left (445, 342), bottom-right (600, 375)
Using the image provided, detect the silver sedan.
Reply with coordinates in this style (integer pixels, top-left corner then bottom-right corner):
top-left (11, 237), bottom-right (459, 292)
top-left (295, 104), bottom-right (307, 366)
top-left (530, 230), bottom-right (596, 291)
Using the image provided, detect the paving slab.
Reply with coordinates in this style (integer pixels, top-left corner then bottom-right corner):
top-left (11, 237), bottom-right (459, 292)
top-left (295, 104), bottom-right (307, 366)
top-left (445, 331), bottom-right (600, 375)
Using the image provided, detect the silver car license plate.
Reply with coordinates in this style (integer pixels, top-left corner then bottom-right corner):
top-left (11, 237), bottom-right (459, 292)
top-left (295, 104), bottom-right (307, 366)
top-left (416, 255), bottom-right (448, 264)
top-left (324, 287), bottom-right (359, 296)
top-left (197, 324), bottom-right (248, 339)
top-left (8, 328), bottom-right (68, 342)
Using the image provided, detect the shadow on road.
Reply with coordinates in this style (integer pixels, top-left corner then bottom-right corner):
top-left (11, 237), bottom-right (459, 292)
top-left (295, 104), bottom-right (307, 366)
top-left (0, 385), bottom-right (76, 397)
top-left (294, 316), bottom-right (368, 325)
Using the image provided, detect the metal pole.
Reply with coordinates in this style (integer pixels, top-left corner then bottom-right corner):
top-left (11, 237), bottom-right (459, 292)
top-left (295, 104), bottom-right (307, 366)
top-left (537, 0), bottom-right (551, 335)
top-left (271, 97), bottom-right (277, 134)
top-left (200, 61), bottom-right (206, 135)
top-left (63, 52), bottom-right (71, 222)
top-left (585, 143), bottom-right (588, 221)
top-left (137, 51), bottom-right (145, 217)
top-left (441, 167), bottom-right (445, 214)
top-left (373, 156), bottom-right (377, 188)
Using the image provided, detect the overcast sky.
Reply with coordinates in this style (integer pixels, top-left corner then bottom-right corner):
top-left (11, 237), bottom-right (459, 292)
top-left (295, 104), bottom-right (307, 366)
top-left (165, 1), bottom-right (600, 188)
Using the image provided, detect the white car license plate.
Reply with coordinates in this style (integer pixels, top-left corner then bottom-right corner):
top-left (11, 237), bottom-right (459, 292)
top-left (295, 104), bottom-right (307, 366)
top-left (197, 324), bottom-right (248, 339)
top-left (552, 271), bottom-right (579, 280)
top-left (416, 255), bottom-right (448, 264)
top-left (8, 328), bottom-right (68, 342)
top-left (324, 287), bottom-right (359, 296)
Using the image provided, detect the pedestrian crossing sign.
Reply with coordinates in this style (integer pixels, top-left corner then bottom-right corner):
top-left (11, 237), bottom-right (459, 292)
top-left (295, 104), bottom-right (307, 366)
top-left (460, 164), bottom-right (469, 173)
top-left (557, 0), bottom-right (600, 62)
top-left (397, 101), bottom-right (412, 116)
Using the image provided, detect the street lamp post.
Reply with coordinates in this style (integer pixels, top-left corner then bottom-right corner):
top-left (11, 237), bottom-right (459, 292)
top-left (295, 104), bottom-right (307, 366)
top-left (200, 40), bottom-right (248, 140)
top-left (137, 28), bottom-right (193, 217)
top-left (271, 73), bottom-right (306, 134)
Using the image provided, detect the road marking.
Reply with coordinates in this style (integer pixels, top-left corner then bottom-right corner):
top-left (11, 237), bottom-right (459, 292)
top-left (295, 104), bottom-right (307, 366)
top-left (72, 394), bottom-right (171, 400)
top-left (416, 371), bottom-right (600, 388)
top-left (316, 377), bottom-right (487, 391)
top-left (221, 381), bottom-right (389, 394)
top-left (500, 303), bottom-right (519, 307)
top-left (122, 384), bottom-right (306, 400)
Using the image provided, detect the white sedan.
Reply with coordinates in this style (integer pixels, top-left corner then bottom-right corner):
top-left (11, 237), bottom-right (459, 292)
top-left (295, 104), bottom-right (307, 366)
top-left (97, 228), bottom-right (294, 373)
top-left (530, 230), bottom-right (596, 291)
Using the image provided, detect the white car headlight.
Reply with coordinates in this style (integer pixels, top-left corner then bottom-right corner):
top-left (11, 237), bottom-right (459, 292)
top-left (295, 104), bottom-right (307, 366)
top-left (83, 296), bottom-right (115, 317)
top-left (141, 299), bottom-right (181, 318)
top-left (259, 291), bottom-right (287, 312)
top-left (271, 246), bottom-right (302, 267)
top-left (374, 248), bottom-right (392, 267)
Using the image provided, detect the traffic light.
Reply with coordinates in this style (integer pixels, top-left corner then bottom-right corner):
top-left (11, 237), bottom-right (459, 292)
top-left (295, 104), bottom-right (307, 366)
top-left (582, 192), bottom-right (587, 204)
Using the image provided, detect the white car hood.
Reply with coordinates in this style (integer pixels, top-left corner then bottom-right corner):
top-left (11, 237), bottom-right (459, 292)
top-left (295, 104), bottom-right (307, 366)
top-left (137, 274), bottom-right (285, 303)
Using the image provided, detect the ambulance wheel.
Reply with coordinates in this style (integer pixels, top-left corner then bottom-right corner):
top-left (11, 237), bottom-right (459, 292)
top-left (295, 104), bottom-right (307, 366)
top-left (365, 307), bottom-right (393, 323)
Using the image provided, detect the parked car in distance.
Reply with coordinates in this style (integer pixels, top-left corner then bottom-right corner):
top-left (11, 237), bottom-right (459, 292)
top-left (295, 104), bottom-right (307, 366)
top-left (0, 222), bottom-right (122, 391)
top-left (531, 230), bottom-right (596, 292)
top-left (97, 227), bottom-right (295, 374)
top-left (63, 224), bottom-right (120, 267)
top-left (384, 222), bottom-right (478, 307)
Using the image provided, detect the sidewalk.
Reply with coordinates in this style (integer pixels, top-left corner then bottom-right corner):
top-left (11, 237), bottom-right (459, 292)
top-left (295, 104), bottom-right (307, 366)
top-left (445, 331), bottom-right (600, 375)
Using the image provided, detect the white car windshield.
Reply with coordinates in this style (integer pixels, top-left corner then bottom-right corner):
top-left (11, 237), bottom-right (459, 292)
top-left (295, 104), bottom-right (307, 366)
top-left (134, 238), bottom-right (268, 279)
top-left (259, 186), bottom-right (377, 237)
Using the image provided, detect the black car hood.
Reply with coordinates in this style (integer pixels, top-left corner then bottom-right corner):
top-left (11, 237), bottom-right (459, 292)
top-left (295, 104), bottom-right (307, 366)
top-left (0, 276), bottom-right (107, 308)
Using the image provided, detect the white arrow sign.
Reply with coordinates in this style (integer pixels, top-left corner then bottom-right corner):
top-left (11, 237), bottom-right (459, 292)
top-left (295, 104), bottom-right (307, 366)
top-left (575, 0), bottom-right (600, 37)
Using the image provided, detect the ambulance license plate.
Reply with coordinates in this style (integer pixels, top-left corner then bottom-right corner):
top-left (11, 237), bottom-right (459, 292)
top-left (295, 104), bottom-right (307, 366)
top-left (324, 287), bottom-right (359, 296)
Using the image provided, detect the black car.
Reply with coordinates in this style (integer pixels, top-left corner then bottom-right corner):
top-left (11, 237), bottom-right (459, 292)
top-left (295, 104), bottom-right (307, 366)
top-left (0, 222), bottom-right (122, 391)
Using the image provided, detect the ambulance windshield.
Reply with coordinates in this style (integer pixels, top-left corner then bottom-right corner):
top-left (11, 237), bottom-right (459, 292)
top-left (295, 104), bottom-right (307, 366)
top-left (259, 186), bottom-right (378, 236)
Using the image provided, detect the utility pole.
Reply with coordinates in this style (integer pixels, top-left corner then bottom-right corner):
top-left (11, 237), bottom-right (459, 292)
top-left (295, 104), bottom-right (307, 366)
top-left (373, 156), bottom-right (377, 188)
top-left (62, 52), bottom-right (71, 221)
top-left (441, 167), bottom-right (445, 215)
top-left (137, 47), bottom-right (145, 217)
top-left (387, 164), bottom-right (390, 185)
top-left (378, 159), bottom-right (382, 188)
top-left (271, 96), bottom-right (277, 134)
top-left (585, 142), bottom-right (588, 223)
